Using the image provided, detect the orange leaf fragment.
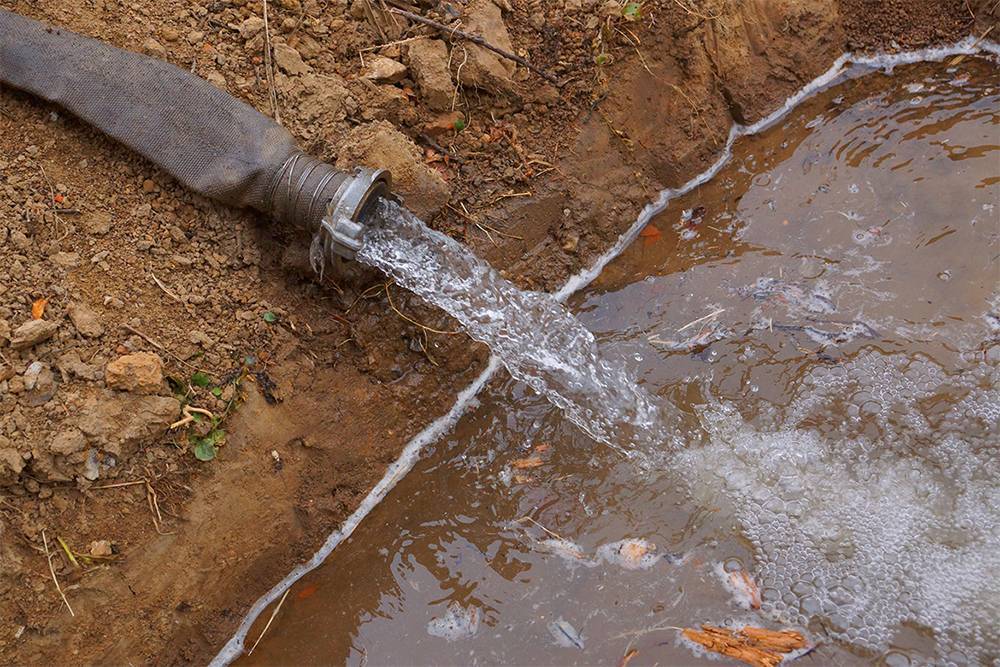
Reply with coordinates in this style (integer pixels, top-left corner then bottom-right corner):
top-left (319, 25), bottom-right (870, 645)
top-left (682, 625), bottom-right (808, 667)
top-left (639, 225), bottom-right (662, 238)
top-left (297, 584), bottom-right (318, 599)
top-left (533, 443), bottom-right (550, 453)
top-left (729, 570), bottom-right (762, 609)
top-left (617, 648), bottom-right (639, 667)
top-left (31, 298), bottom-right (48, 320)
top-left (512, 456), bottom-right (543, 469)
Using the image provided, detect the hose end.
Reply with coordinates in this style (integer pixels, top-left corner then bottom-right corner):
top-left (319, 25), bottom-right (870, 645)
top-left (320, 167), bottom-right (393, 260)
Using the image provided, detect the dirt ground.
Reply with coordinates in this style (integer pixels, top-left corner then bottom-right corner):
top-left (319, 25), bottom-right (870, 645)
top-left (0, 0), bottom-right (990, 663)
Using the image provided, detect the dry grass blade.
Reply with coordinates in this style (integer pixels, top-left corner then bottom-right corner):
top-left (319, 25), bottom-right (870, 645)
top-left (247, 588), bottom-right (291, 654)
top-left (384, 283), bottom-right (462, 335)
top-left (42, 530), bottom-right (74, 617)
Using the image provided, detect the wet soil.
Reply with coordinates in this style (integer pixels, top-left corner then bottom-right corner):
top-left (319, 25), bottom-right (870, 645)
top-left (0, 0), bottom-right (989, 663)
top-left (239, 57), bottom-right (999, 665)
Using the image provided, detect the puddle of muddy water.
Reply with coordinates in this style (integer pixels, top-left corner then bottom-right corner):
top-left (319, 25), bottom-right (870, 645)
top-left (236, 57), bottom-right (999, 666)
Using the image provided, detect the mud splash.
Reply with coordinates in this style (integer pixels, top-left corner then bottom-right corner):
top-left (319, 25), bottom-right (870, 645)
top-left (212, 40), bottom-right (999, 666)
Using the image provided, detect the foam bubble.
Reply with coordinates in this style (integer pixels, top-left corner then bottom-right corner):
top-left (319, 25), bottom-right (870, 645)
top-left (679, 350), bottom-right (1000, 662)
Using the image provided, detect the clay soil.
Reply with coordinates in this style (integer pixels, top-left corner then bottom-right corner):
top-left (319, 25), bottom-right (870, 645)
top-left (0, 0), bottom-right (990, 664)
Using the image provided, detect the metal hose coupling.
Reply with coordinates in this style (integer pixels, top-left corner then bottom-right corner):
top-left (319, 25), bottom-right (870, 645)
top-left (320, 166), bottom-right (393, 260)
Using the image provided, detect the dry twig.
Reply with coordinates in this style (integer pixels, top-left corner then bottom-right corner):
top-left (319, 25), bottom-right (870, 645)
top-left (388, 7), bottom-right (562, 85)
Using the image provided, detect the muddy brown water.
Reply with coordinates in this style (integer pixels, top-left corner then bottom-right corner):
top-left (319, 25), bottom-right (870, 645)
top-left (240, 58), bottom-right (999, 666)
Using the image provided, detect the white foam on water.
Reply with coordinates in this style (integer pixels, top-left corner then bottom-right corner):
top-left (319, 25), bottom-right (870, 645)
top-left (211, 40), bottom-right (1000, 665)
top-left (678, 351), bottom-right (999, 663)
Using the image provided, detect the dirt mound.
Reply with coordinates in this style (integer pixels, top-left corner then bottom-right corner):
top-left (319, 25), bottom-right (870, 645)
top-left (0, 0), bottom-right (980, 663)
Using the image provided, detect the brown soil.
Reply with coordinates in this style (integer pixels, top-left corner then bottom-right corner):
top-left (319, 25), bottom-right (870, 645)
top-left (0, 0), bottom-right (987, 664)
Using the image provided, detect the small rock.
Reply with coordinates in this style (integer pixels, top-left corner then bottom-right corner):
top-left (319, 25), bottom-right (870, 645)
top-left (82, 212), bottom-right (112, 236)
top-left (10, 320), bottom-right (59, 350)
top-left (187, 30), bottom-right (205, 44)
top-left (88, 540), bottom-right (113, 557)
top-left (0, 318), bottom-right (9, 343)
top-left (50, 429), bottom-right (86, 456)
top-left (78, 392), bottom-right (181, 459)
top-left (105, 352), bottom-right (164, 394)
top-left (408, 39), bottom-right (454, 111)
top-left (142, 37), bottom-right (168, 59)
top-left (68, 302), bottom-right (104, 338)
top-left (50, 252), bottom-right (81, 268)
top-left (273, 43), bottom-right (310, 76)
top-left (56, 351), bottom-right (100, 381)
top-left (0, 444), bottom-right (24, 487)
top-left (239, 16), bottom-right (265, 40)
top-left (142, 179), bottom-right (156, 193)
top-left (23, 362), bottom-right (57, 406)
top-left (363, 56), bottom-right (408, 84)
top-left (161, 27), bottom-right (181, 42)
top-left (205, 70), bottom-right (227, 89)
top-left (561, 231), bottom-right (579, 253)
top-left (459, 0), bottom-right (517, 93)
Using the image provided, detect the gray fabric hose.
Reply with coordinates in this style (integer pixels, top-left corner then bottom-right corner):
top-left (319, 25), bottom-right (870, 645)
top-left (0, 9), bottom-right (348, 231)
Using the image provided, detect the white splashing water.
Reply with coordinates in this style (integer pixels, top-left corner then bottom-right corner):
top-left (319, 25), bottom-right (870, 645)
top-left (357, 199), bottom-right (669, 456)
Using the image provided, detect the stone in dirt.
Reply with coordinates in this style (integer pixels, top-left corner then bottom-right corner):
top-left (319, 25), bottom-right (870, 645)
top-left (363, 56), bottom-right (408, 84)
top-left (22, 362), bottom-right (56, 407)
top-left (9, 319), bottom-right (59, 350)
top-left (77, 391), bottom-right (181, 460)
top-left (458, 0), bottom-right (517, 94)
top-left (407, 38), bottom-right (454, 111)
top-left (68, 302), bottom-right (104, 338)
top-left (273, 43), bottom-right (311, 76)
top-left (0, 441), bottom-right (24, 487)
top-left (105, 352), bottom-right (164, 394)
top-left (336, 121), bottom-right (450, 219)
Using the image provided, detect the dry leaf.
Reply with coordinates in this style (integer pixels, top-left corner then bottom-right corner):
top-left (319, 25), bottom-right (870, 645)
top-left (617, 648), bottom-right (639, 667)
top-left (534, 443), bottom-right (550, 453)
top-left (512, 456), bottom-right (543, 469)
top-left (31, 298), bottom-right (48, 320)
top-left (297, 584), bottom-right (318, 600)
top-left (729, 570), bottom-right (762, 609)
top-left (682, 625), bottom-right (808, 667)
top-left (639, 225), bottom-right (662, 238)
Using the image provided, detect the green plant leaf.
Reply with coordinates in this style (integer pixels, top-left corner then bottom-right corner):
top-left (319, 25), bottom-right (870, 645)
top-left (262, 311), bottom-right (278, 324)
top-left (190, 371), bottom-right (212, 388)
top-left (622, 2), bottom-right (641, 20)
top-left (211, 387), bottom-right (223, 398)
top-left (453, 118), bottom-right (466, 132)
top-left (595, 53), bottom-right (610, 66)
top-left (193, 439), bottom-right (217, 461)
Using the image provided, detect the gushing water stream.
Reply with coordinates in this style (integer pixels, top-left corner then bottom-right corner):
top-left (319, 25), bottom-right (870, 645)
top-left (357, 199), bottom-right (670, 457)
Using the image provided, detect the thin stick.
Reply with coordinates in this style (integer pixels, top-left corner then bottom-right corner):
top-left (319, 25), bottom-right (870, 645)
top-left (516, 515), bottom-right (567, 542)
top-left (92, 479), bottom-right (147, 490)
top-left (151, 272), bottom-right (183, 303)
top-left (262, 0), bottom-right (281, 123)
top-left (384, 284), bottom-right (461, 335)
top-left (42, 530), bottom-right (74, 617)
top-left (247, 588), bottom-right (291, 654)
top-left (676, 307), bottom-right (725, 333)
top-left (121, 324), bottom-right (202, 372)
top-left (388, 7), bottom-right (561, 85)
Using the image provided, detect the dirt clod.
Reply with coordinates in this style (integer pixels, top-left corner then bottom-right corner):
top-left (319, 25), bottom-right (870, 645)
top-left (105, 352), bottom-right (164, 394)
